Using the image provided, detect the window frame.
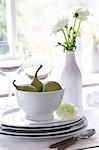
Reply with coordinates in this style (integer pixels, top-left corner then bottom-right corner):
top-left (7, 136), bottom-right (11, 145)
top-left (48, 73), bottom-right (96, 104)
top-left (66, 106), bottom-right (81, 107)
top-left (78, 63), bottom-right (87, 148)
top-left (6, 0), bottom-right (16, 55)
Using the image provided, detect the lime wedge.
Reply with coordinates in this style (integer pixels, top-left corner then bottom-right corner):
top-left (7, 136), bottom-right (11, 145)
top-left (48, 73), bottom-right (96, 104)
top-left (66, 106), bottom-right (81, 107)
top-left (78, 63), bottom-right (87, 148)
top-left (56, 103), bottom-right (77, 119)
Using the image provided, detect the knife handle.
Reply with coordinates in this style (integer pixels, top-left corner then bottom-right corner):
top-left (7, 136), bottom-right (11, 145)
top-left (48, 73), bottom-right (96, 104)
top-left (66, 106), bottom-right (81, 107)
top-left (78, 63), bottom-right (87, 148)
top-left (57, 138), bottom-right (78, 150)
top-left (49, 137), bottom-right (77, 148)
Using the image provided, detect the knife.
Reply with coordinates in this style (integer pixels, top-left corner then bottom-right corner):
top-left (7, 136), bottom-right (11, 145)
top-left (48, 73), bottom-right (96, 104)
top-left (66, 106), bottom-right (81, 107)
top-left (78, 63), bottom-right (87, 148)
top-left (48, 129), bottom-right (96, 149)
top-left (49, 137), bottom-right (78, 149)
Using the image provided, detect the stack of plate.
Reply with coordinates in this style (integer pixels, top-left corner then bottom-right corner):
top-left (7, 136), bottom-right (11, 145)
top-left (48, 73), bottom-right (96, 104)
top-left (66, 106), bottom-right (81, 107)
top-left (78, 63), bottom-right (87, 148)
top-left (0, 107), bottom-right (87, 139)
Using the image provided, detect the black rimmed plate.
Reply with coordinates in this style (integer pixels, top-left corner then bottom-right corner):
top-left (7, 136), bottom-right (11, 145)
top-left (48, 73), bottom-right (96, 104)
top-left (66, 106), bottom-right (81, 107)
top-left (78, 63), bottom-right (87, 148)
top-left (1, 117), bottom-right (87, 133)
top-left (0, 124), bottom-right (87, 139)
top-left (1, 117), bottom-right (87, 131)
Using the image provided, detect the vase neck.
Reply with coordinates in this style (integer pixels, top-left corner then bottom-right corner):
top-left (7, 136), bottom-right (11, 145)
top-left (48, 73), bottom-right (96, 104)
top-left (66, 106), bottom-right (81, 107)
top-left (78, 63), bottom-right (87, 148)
top-left (65, 51), bottom-right (75, 63)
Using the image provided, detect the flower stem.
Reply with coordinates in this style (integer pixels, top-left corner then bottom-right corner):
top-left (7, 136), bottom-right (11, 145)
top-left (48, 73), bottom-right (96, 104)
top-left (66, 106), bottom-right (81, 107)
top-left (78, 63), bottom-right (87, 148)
top-left (75, 20), bottom-right (81, 37)
top-left (70, 17), bottom-right (77, 48)
top-left (61, 29), bottom-right (68, 44)
top-left (66, 26), bottom-right (70, 44)
top-left (72, 17), bottom-right (77, 38)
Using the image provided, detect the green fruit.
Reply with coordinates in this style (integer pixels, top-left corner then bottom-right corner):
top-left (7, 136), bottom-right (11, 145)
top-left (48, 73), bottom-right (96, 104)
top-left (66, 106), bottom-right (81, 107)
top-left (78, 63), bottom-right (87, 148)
top-left (31, 65), bottom-right (43, 92)
top-left (13, 80), bottom-right (37, 92)
top-left (42, 81), bottom-right (62, 92)
top-left (17, 85), bottom-right (37, 92)
top-left (56, 103), bottom-right (77, 118)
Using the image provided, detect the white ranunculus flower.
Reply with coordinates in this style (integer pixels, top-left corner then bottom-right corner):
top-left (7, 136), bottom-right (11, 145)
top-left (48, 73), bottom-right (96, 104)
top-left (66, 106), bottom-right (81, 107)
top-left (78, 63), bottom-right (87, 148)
top-left (51, 8), bottom-right (90, 51)
top-left (52, 17), bottom-right (69, 34)
top-left (73, 8), bottom-right (90, 21)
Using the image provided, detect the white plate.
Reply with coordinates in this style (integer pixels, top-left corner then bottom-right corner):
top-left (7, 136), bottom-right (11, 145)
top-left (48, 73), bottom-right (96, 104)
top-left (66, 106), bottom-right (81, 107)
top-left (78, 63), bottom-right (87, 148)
top-left (0, 124), bottom-right (87, 139)
top-left (1, 117), bottom-right (86, 131)
top-left (1, 117), bottom-right (87, 135)
top-left (1, 107), bottom-right (85, 128)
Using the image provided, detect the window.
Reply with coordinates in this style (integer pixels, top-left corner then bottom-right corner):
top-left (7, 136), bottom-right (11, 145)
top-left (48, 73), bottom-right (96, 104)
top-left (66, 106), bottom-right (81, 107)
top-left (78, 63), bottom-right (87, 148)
top-left (16, 0), bottom-right (99, 72)
top-left (0, 0), bottom-right (99, 66)
top-left (0, 0), bottom-right (99, 97)
top-left (16, 0), bottom-right (54, 65)
top-left (0, 0), bottom-right (6, 41)
top-left (0, 0), bottom-right (9, 54)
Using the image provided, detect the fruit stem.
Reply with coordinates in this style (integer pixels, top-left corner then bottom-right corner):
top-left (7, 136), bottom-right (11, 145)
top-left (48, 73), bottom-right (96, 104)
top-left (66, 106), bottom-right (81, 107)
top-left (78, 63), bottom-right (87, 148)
top-left (35, 65), bottom-right (42, 78)
top-left (13, 80), bottom-right (18, 88)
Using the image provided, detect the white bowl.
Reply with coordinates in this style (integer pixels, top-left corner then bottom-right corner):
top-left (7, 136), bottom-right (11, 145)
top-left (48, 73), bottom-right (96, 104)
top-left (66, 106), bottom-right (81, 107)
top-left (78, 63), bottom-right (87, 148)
top-left (16, 89), bottom-right (64, 121)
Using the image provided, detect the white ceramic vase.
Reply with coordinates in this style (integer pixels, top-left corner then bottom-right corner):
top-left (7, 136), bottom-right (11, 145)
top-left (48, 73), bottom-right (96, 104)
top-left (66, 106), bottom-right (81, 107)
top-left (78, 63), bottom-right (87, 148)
top-left (61, 51), bottom-right (82, 108)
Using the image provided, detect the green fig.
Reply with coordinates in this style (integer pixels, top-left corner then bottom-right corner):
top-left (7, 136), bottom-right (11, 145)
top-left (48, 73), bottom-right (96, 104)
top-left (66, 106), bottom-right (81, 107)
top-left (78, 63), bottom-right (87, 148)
top-left (13, 80), bottom-right (37, 92)
top-left (42, 81), bottom-right (62, 92)
top-left (31, 65), bottom-right (43, 92)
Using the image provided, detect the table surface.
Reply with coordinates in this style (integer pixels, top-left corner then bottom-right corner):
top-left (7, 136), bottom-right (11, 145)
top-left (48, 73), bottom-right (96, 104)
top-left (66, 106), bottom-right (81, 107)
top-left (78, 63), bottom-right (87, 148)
top-left (0, 97), bottom-right (99, 150)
